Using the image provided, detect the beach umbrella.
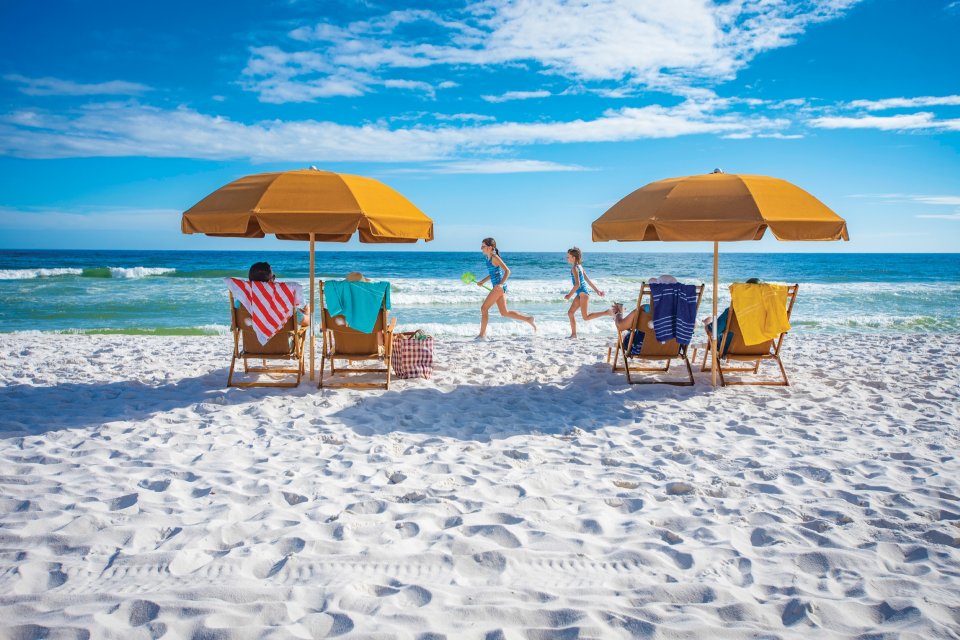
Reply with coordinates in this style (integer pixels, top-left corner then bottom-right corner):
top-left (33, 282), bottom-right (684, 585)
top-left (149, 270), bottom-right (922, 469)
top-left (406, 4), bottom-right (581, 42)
top-left (591, 170), bottom-right (848, 386)
top-left (181, 168), bottom-right (434, 380)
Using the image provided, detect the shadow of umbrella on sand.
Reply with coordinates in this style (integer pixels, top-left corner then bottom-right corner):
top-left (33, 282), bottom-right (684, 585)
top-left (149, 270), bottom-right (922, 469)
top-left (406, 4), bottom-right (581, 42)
top-left (592, 170), bottom-right (849, 386)
top-left (181, 168), bottom-right (434, 380)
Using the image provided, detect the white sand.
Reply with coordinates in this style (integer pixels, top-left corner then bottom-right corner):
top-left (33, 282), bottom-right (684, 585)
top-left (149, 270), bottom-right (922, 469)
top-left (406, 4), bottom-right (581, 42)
top-left (0, 332), bottom-right (958, 639)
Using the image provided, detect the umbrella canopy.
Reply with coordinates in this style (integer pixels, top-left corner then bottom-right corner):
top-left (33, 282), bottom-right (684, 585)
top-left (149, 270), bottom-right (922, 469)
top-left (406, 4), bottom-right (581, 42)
top-left (181, 168), bottom-right (433, 381)
top-left (592, 172), bottom-right (848, 243)
top-left (182, 169), bottom-right (434, 243)
top-left (591, 171), bottom-right (848, 386)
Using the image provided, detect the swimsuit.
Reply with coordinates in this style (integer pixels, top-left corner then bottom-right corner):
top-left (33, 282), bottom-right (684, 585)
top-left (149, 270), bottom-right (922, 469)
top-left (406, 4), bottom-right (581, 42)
top-left (571, 265), bottom-right (589, 297)
top-left (485, 255), bottom-right (507, 293)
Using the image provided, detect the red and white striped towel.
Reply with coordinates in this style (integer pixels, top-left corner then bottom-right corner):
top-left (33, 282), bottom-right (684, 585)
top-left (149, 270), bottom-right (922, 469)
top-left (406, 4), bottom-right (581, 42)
top-left (225, 278), bottom-right (304, 345)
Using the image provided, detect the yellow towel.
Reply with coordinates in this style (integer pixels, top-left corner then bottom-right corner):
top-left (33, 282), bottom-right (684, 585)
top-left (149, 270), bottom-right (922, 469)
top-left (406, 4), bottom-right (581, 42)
top-left (729, 283), bottom-right (791, 346)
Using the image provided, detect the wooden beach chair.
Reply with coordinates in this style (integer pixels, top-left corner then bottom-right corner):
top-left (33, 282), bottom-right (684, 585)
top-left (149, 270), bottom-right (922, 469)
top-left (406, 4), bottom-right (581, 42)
top-left (319, 280), bottom-right (396, 390)
top-left (607, 282), bottom-right (705, 385)
top-left (227, 294), bottom-right (306, 388)
top-left (699, 284), bottom-right (799, 386)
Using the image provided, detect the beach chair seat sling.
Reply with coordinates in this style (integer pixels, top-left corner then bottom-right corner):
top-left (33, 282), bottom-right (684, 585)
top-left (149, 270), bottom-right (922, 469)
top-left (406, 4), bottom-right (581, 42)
top-left (227, 293), bottom-right (306, 388)
top-left (609, 282), bottom-right (705, 385)
top-left (699, 284), bottom-right (799, 386)
top-left (319, 280), bottom-right (396, 390)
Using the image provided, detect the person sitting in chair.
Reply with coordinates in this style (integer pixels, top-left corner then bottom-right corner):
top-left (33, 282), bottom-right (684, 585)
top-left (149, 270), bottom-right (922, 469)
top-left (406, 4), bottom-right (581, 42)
top-left (236, 262), bottom-right (310, 327)
top-left (701, 277), bottom-right (762, 355)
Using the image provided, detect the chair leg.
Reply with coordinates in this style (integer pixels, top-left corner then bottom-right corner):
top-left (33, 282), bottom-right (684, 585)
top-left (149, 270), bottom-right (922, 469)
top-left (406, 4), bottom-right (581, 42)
top-left (228, 353), bottom-right (237, 387)
top-left (683, 353), bottom-right (695, 385)
top-left (776, 355), bottom-right (790, 386)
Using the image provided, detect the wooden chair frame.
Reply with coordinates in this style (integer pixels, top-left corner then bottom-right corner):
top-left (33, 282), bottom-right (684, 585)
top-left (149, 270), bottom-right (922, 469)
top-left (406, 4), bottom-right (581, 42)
top-left (608, 282), bottom-right (705, 385)
top-left (318, 280), bottom-right (397, 390)
top-left (227, 293), bottom-right (306, 388)
top-left (698, 284), bottom-right (799, 386)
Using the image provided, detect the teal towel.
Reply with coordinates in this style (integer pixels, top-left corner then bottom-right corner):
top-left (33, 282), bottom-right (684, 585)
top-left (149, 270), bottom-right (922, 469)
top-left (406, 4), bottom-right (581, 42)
top-left (324, 281), bottom-right (391, 334)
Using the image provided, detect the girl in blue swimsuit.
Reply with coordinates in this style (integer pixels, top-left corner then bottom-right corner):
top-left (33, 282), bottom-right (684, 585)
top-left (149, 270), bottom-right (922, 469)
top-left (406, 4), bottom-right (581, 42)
top-left (475, 237), bottom-right (537, 339)
top-left (564, 247), bottom-right (610, 338)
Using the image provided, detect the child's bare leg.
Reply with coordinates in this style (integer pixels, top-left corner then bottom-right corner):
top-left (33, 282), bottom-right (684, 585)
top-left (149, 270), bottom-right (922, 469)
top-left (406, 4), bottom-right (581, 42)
top-left (567, 297), bottom-right (580, 337)
top-left (579, 294), bottom-right (613, 321)
top-left (495, 296), bottom-right (536, 332)
top-left (479, 288), bottom-right (502, 337)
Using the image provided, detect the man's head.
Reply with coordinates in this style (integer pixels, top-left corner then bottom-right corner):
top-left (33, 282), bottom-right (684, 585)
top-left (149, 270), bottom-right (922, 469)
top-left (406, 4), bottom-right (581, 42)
top-left (249, 262), bottom-right (274, 282)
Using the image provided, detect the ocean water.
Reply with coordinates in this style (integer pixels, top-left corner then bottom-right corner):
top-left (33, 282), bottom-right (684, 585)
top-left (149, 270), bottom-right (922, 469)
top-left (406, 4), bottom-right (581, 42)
top-left (1, 250), bottom-right (958, 338)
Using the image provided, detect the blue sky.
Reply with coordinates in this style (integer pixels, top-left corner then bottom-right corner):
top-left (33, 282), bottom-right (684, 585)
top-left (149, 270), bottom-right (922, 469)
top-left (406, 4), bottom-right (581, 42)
top-left (0, 0), bottom-right (958, 252)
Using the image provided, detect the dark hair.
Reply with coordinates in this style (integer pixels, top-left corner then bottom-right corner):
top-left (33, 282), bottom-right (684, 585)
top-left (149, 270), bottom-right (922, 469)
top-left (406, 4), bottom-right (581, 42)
top-left (481, 237), bottom-right (500, 256)
top-left (249, 262), bottom-right (274, 282)
top-left (567, 247), bottom-right (582, 264)
top-left (746, 277), bottom-right (762, 284)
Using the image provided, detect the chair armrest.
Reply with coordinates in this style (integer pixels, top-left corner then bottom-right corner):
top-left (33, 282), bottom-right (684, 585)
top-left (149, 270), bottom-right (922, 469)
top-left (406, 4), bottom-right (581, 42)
top-left (386, 316), bottom-right (398, 333)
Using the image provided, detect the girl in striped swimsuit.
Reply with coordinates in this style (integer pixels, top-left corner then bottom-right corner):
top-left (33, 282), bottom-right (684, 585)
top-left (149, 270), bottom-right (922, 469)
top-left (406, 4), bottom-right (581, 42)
top-left (564, 247), bottom-right (611, 338)
top-left (475, 237), bottom-right (537, 339)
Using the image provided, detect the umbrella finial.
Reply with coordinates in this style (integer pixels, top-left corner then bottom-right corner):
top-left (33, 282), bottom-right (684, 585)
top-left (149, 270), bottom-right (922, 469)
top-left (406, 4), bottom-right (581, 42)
top-left (712, 168), bottom-right (724, 174)
top-left (309, 165), bottom-right (319, 171)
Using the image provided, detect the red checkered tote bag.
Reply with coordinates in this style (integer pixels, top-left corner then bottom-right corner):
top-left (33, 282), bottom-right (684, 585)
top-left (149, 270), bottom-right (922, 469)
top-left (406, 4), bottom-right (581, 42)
top-left (390, 330), bottom-right (434, 379)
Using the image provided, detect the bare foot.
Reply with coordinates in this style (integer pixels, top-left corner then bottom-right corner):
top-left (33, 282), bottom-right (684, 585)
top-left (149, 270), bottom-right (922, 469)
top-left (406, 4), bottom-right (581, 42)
top-left (568, 334), bottom-right (578, 339)
top-left (528, 318), bottom-right (537, 333)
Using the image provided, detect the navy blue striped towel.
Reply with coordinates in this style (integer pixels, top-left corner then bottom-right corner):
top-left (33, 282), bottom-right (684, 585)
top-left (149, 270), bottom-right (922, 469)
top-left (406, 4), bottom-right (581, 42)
top-left (650, 282), bottom-right (698, 346)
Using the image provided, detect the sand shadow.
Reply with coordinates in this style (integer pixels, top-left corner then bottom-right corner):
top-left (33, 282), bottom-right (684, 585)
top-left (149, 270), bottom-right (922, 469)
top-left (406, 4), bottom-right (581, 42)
top-left (0, 367), bottom-right (320, 438)
top-left (329, 363), bottom-right (713, 441)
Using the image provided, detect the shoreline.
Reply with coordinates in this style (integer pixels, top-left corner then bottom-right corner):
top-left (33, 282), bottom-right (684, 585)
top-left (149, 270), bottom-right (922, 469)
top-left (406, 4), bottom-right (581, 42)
top-left (1, 332), bottom-right (958, 637)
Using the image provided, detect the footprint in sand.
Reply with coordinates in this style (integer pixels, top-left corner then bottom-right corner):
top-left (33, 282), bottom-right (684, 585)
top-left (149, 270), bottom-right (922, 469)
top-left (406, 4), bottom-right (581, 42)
top-left (137, 478), bottom-right (170, 492)
top-left (107, 493), bottom-right (139, 510)
top-left (464, 524), bottom-right (522, 548)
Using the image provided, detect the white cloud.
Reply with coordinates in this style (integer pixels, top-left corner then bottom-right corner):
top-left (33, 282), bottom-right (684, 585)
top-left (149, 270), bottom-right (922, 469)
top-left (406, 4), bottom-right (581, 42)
top-left (384, 79), bottom-right (437, 98)
top-left (434, 112), bottom-right (497, 122)
top-left (849, 193), bottom-right (960, 206)
top-left (423, 159), bottom-right (588, 173)
top-left (846, 95), bottom-right (960, 110)
top-left (808, 112), bottom-right (960, 132)
top-left (241, 1), bottom-right (863, 103)
top-left (5, 74), bottom-right (151, 97)
top-left (481, 90), bottom-right (551, 103)
top-left (916, 212), bottom-right (960, 220)
top-left (0, 206), bottom-right (178, 230)
top-left (0, 99), bottom-right (785, 162)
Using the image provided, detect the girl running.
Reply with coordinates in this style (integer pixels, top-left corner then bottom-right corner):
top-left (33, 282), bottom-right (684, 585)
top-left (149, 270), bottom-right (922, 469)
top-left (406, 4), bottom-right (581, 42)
top-left (564, 247), bottom-right (610, 338)
top-left (475, 237), bottom-right (537, 339)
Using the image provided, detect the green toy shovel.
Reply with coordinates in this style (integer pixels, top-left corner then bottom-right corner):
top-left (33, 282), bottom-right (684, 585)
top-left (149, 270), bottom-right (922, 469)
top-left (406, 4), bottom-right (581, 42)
top-left (461, 271), bottom-right (491, 291)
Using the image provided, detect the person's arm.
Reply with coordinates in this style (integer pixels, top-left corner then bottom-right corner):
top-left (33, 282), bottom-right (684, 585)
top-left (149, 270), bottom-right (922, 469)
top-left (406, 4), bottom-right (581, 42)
top-left (583, 269), bottom-right (604, 297)
top-left (565, 266), bottom-right (579, 299)
top-left (477, 274), bottom-right (490, 286)
top-left (493, 255), bottom-right (510, 286)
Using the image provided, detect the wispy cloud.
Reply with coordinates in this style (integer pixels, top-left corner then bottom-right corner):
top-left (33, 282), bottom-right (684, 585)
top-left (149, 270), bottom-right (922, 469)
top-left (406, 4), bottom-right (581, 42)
top-left (481, 90), bottom-right (551, 103)
top-left (0, 206), bottom-right (177, 230)
top-left (916, 211), bottom-right (960, 220)
top-left (845, 193), bottom-right (960, 220)
top-left (415, 159), bottom-right (589, 174)
top-left (849, 193), bottom-right (960, 205)
top-left (0, 99), bottom-right (786, 162)
top-left (809, 112), bottom-right (960, 132)
top-left (240, 1), bottom-right (863, 103)
top-left (5, 74), bottom-right (151, 97)
top-left (846, 95), bottom-right (960, 110)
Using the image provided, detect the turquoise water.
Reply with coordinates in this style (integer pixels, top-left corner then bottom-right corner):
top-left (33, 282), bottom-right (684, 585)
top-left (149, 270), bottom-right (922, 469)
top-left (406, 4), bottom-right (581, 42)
top-left (1, 250), bottom-right (958, 337)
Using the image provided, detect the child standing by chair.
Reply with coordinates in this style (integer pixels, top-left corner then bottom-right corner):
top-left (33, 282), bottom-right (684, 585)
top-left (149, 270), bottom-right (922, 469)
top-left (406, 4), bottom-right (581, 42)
top-left (564, 247), bottom-right (610, 338)
top-left (475, 237), bottom-right (537, 339)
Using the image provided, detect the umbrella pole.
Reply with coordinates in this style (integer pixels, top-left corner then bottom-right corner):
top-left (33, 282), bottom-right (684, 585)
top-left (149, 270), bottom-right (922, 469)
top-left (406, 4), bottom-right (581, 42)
top-left (309, 233), bottom-right (315, 381)
top-left (712, 241), bottom-right (719, 386)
